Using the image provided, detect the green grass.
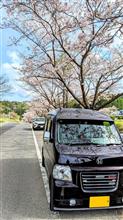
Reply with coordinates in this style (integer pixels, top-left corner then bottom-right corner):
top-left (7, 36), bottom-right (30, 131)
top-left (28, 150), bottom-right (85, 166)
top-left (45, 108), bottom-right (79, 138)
top-left (0, 117), bottom-right (20, 123)
top-left (115, 119), bottom-right (123, 132)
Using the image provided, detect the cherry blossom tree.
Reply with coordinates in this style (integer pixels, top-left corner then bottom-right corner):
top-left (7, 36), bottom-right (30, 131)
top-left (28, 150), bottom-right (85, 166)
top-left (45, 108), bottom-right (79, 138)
top-left (0, 74), bottom-right (11, 96)
top-left (21, 70), bottom-right (71, 108)
top-left (2, 0), bottom-right (123, 109)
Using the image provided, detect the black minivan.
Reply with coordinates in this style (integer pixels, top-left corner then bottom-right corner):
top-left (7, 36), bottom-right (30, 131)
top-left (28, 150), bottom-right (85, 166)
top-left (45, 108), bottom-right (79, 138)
top-left (42, 108), bottom-right (123, 211)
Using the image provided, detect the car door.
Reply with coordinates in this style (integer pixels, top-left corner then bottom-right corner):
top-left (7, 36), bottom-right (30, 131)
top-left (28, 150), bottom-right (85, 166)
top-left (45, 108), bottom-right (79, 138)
top-left (43, 117), bottom-right (55, 178)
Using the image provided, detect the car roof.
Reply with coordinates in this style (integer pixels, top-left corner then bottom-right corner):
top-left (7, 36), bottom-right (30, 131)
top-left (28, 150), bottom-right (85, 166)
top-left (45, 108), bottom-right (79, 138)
top-left (48, 108), bottom-right (113, 121)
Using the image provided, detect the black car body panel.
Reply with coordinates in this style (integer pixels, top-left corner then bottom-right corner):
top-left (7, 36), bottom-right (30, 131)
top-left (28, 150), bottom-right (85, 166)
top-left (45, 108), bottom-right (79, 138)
top-left (42, 108), bottom-right (123, 211)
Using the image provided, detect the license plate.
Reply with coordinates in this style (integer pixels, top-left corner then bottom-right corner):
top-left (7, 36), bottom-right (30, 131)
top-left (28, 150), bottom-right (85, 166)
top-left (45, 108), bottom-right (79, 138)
top-left (89, 196), bottom-right (110, 208)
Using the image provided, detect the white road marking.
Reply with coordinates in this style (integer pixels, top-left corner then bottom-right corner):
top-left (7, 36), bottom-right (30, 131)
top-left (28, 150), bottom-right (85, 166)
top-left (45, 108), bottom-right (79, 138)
top-left (32, 128), bottom-right (50, 203)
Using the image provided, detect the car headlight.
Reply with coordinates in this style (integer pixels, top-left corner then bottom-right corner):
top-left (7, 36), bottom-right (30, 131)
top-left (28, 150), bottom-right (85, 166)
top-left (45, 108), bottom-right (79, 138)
top-left (53, 165), bottom-right (72, 182)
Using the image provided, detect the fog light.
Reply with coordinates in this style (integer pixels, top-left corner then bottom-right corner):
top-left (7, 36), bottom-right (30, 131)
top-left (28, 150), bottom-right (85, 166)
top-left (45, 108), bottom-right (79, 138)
top-left (70, 199), bottom-right (76, 206)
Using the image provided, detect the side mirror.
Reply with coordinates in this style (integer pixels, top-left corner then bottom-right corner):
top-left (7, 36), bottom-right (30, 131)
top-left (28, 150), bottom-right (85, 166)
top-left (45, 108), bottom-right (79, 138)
top-left (44, 131), bottom-right (50, 142)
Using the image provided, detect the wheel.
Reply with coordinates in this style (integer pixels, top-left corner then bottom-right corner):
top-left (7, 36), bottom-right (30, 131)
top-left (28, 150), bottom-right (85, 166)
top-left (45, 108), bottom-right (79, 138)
top-left (50, 177), bottom-right (55, 211)
top-left (42, 148), bottom-right (45, 167)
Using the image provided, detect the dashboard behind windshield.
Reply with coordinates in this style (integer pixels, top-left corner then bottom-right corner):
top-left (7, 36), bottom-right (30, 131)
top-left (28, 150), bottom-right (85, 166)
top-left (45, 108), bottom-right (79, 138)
top-left (34, 117), bottom-right (45, 122)
top-left (58, 120), bottom-right (121, 145)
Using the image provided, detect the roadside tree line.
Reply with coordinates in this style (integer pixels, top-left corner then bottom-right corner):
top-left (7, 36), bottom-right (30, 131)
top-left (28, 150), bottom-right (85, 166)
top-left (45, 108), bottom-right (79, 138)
top-left (0, 101), bottom-right (28, 120)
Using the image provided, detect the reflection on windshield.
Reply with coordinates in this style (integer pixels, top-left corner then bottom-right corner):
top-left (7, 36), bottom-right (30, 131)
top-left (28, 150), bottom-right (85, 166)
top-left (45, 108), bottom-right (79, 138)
top-left (35, 117), bottom-right (45, 122)
top-left (58, 121), bottom-right (121, 145)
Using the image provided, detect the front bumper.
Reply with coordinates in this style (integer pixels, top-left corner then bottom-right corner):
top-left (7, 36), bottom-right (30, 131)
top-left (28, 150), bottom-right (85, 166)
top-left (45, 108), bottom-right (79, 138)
top-left (53, 186), bottom-right (123, 210)
top-left (54, 205), bottom-right (123, 211)
top-left (52, 167), bottom-right (123, 210)
top-left (33, 124), bottom-right (45, 129)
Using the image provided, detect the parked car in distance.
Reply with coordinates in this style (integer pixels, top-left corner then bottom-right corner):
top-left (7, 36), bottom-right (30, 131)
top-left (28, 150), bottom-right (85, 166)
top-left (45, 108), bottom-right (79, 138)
top-left (119, 110), bottom-right (123, 116)
top-left (32, 117), bottom-right (45, 130)
top-left (42, 108), bottom-right (123, 211)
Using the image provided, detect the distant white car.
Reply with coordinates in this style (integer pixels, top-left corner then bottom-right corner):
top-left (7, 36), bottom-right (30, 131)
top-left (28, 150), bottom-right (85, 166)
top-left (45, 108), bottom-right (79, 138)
top-left (32, 117), bottom-right (45, 130)
top-left (119, 110), bottom-right (123, 115)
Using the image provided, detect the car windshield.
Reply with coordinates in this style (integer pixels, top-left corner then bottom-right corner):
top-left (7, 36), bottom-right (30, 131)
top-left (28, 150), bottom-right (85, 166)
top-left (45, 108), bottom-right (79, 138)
top-left (58, 120), bottom-right (122, 145)
top-left (35, 117), bottom-right (45, 122)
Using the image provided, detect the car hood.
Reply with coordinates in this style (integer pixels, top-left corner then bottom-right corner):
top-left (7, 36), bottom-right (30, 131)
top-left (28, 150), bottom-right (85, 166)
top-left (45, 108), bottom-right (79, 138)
top-left (34, 121), bottom-right (45, 124)
top-left (56, 144), bottom-right (123, 166)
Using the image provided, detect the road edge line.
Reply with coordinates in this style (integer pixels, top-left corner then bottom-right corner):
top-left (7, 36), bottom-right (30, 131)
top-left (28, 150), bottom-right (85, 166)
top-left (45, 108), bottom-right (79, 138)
top-left (31, 127), bottom-right (50, 203)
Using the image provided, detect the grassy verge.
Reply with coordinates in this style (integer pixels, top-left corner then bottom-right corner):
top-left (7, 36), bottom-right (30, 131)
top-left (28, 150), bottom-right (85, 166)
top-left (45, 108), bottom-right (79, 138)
top-left (115, 119), bottom-right (123, 133)
top-left (0, 117), bottom-right (20, 123)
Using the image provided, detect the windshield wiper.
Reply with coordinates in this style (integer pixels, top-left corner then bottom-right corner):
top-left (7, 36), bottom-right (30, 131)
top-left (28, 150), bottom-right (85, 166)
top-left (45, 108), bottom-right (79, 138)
top-left (59, 142), bottom-right (92, 145)
top-left (59, 142), bottom-right (122, 146)
top-left (104, 143), bottom-right (122, 146)
top-left (67, 142), bottom-right (101, 146)
top-left (69, 143), bottom-right (123, 147)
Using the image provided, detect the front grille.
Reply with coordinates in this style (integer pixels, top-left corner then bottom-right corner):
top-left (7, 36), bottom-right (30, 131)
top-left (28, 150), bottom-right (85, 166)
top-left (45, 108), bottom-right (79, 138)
top-left (81, 171), bottom-right (119, 193)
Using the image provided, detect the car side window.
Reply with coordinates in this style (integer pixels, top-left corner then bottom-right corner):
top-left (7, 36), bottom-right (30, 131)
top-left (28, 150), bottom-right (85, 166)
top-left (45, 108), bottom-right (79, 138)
top-left (47, 119), bottom-right (51, 132)
top-left (45, 118), bottom-right (49, 132)
top-left (49, 120), bottom-right (53, 140)
top-left (44, 117), bottom-right (53, 141)
top-left (47, 119), bottom-right (53, 140)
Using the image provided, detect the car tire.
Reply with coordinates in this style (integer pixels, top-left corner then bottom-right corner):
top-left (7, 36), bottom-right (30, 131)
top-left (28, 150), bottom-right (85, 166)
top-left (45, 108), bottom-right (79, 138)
top-left (42, 149), bottom-right (45, 167)
top-left (50, 177), bottom-right (55, 211)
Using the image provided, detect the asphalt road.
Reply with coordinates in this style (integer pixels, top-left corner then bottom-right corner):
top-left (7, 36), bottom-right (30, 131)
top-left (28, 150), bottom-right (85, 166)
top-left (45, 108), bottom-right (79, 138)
top-left (0, 122), bottom-right (123, 220)
top-left (0, 123), bottom-right (17, 135)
